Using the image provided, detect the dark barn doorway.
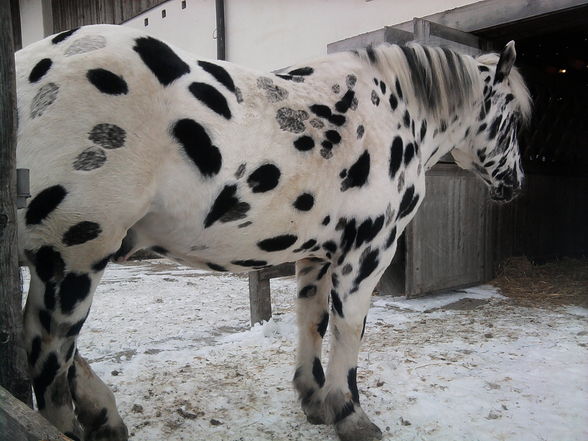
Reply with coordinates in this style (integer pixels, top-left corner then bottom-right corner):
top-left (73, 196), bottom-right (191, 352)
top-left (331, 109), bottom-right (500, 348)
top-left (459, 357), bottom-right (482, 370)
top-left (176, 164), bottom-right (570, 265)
top-left (476, 6), bottom-right (588, 263)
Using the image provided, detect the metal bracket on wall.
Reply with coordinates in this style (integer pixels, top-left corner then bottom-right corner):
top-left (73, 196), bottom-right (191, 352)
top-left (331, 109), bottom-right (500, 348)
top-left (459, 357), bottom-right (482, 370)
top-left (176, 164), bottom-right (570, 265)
top-left (16, 169), bottom-right (30, 209)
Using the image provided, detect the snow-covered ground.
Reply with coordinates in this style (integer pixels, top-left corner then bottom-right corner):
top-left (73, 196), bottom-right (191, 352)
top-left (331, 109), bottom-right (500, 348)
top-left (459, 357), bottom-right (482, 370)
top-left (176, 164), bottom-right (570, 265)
top-left (23, 260), bottom-right (588, 440)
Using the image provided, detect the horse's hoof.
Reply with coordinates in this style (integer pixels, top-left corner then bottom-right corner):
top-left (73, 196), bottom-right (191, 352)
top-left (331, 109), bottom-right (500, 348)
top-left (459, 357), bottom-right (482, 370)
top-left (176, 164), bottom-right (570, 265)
top-left (306, 413), bottom-right (326, 425)
top-left (85, 422), bottom-right (129, 441)
top-left (335, 408), bottom-right (382, 441)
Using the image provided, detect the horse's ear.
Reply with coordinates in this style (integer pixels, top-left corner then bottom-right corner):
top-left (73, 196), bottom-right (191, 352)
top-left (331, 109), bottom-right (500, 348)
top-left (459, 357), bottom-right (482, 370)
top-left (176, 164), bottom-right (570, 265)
top-left (494, 41), bottom-right (516, 84)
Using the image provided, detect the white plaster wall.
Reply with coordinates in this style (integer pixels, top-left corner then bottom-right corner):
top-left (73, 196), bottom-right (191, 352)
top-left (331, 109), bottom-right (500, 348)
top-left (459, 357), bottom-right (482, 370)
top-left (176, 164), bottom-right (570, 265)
top-left (19, 0), bottom-right (482, 70)
top-left (19, 0), bottom-right (46, 46)
top-left (124, 0), bottom-right (482, 71)
top-left (124, 0), bottom-right (217, 60)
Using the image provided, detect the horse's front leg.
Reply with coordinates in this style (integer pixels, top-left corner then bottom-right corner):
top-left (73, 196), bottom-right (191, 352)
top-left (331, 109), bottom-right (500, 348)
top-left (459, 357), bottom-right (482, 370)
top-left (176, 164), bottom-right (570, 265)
top-left (322, 242), bottom-right (397, 441)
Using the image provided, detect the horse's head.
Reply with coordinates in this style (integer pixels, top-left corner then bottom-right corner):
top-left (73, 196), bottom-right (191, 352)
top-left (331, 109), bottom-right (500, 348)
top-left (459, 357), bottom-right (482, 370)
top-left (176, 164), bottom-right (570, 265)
top-left (452, 42), bottom-right (531, 202)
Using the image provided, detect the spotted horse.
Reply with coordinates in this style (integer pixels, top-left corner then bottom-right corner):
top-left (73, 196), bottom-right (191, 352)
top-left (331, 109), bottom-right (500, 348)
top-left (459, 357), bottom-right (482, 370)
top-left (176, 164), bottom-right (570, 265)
top-left (15, 24), bottom-right (531, 441)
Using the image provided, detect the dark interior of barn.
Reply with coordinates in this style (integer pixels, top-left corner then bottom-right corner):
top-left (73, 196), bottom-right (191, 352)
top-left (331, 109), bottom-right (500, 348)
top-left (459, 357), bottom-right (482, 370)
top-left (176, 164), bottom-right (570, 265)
top-left (477, 7), bottom-right (588, 263)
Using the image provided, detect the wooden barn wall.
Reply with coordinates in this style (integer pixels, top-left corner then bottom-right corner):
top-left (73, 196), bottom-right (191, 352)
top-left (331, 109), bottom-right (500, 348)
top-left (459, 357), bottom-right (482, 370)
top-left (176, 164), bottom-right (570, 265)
top-left (405, 164), bottom-right (491, 296)
top-left (51, 0), bottom-right (168, 32)
top-left (493, 175), bottom-right (588, 263)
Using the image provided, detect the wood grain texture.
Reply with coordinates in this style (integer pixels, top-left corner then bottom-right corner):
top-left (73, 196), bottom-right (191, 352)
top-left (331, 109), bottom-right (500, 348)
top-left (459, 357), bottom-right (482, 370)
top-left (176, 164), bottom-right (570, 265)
top-left (0, 0), bottom-right (32, 407)
top-left (0, 386), bottom-right (71, 441)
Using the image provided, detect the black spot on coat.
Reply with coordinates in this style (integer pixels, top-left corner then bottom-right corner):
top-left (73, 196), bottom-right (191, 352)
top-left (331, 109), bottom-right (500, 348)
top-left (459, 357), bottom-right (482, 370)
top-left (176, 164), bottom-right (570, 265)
top-left (189, 82), bottom-right (231, 119)
top-left (325, 130), bottom-right (341, 144)
top-left (66, 316), bottom-right (86, 337)
top-left (353, 248), bottom-right (379, 290)
top-left (310, 104), bottom-right (331, 118)
top-left (289, 67), bottom-right (314, 76)
top-left (389, 136), bottom-right (403, 179)
top-left (488, 115), bottom-right (503, 140)
top-left (26, 185), bottom-right (67, 225)
top-left (86, 69), bottom-right (128, 95)
top-left (385, 226), bottom-right (397, 248)
top-left (404, 142), bottom-right (415, 165)
top-left (397, 185), bottom-right (420, 219)
top-left (207, 262), bottom-right (227, 272)
top-left (293, 136), bottom-right (315, 151)
top-left (355, 215), bottom-right (385, 248)
top-left (299, 285), bottom-right (317, 298)
top-left (341, 151), bottom-right (370, 191)
top-left (204, 184), bottom-right (250, 228)
top-left (335, 90), bottom-right (355, 113)
top-left (59, 273), bottom-right (92, 314)
top-left (52, 28), bottom-right (79, 44)
top-left (33, 246), bottom-right (65, 284)
top-left (62, 221), bottom-right (101, 246)
top-left (395, 78), bottom-right (403, 99)
top-left (134, 36), bottom-right (190, 86)
top-left (331, 290), bottom-right (343, 317)
top-left (293, 193), bottom-right (314, 211)
top-left (33, 352), bottom-right (59, 409)
top-left (73, 147), bottom-right (106, 171)
top-left (389, 93), bottom-right (398, 111)
top-left (317, 312), bottom-right (329, 338)
top-left (29, 58), bottom-right (52, 83)
top-left (172, 118), bottom-right (222, 177)
top-left (348, 368), bottom-right (360, 403)
top-left (231, 259), bottom-right (268, 267)
top-left (257, 234), bottom-right (297, 252)
top-left (403, 110), bottom-right (410, 128)
top-left (28, 336), bottom-right (42, 366)
top-left (197, 60), bottom-right (235, 93)
top-left (247, 164), bottom-right (280, 192)
top-left (312, 357), bottom-right (325, 387)
top-left (39, 310), bottom-right (51, 333)
top-left (92, 255), bottom-right (112, 272)
top-left (88, 123), bottom-right (126, 149)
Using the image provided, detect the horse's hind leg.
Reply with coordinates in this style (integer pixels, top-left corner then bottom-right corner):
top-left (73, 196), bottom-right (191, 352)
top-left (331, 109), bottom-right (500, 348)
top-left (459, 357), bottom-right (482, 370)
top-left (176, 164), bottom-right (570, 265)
top-left (292, 258), bottom-right (332, 424)
top-left (68, 352), bottom-right (128, 441)
top-left (23, 233), bottom-right (128, 440)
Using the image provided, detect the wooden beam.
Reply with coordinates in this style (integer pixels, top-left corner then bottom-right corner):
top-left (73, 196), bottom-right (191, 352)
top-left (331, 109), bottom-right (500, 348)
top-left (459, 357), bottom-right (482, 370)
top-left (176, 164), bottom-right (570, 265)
top-left (328, 0), bottom-right (588, 51)
top-left (0, 0), bottom-right (32, 407)
top-left (0, 385), bottom-right (71, 441)
top-left (394, 0), bottom-right (588, 33)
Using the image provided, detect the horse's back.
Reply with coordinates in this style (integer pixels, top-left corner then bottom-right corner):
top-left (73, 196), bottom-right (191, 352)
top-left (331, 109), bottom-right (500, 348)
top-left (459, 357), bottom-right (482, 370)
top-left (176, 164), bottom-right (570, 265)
top-left (15, 24), bottom-right (398, 270)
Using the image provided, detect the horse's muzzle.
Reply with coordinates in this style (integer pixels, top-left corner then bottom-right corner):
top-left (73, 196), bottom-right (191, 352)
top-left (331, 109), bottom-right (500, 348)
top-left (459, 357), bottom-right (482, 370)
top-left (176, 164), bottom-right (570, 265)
top-left (490, 184), bottom-right (521, 203)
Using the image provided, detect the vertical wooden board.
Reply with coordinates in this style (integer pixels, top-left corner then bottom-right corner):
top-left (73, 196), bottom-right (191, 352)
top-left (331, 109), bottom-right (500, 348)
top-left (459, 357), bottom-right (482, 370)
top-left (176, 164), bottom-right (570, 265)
top-left (0, 0), bottom-right (32, 406)
top-left (248, 272), bottom-right (272, 326)
top-left (406, 166), bottom-right (488, 297)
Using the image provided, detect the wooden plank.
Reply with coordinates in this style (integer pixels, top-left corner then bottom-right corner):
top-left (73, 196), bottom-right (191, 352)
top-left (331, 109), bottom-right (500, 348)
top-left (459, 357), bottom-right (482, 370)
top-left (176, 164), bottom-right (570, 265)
top-left (0, 0), bottom-right (32, 407)
top-left (414, 18), bottom-right (493, 53)
top-left (329, 0), bottom-right (588, 51)
top-left (10, 0), bottom-right (21, 50)
top-left (257, 262), bottom-right (295, 281)
top-left (393, 0), bottom-right (588, 33)
top-left (405, 165), bottom-right (489, 297)
top-left (0, 386), bottom-right (71, 441)
top-left (248, 271), bottom-right (272, 326)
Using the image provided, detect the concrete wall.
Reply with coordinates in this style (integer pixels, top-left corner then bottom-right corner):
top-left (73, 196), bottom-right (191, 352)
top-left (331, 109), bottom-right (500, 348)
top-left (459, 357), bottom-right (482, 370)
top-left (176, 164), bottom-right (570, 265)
top-left (123, 0), bottom-right (481, 71)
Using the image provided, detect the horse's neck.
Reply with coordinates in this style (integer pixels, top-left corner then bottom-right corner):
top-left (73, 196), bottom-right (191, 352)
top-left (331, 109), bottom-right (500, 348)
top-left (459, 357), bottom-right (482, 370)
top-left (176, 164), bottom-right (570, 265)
top-left (419, 112), bottom-right (473, 171)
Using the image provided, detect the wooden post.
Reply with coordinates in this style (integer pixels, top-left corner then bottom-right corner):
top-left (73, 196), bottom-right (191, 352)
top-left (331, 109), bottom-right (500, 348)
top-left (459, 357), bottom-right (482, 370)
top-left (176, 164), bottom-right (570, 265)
top-left (248, 263), bottom-right (295, 326)
top-left (0, 1), bottom-right (32, 406)
top-left (0, 385), bottom-right (71, 441)
top-left (248, 271), bottom-right (272, 326)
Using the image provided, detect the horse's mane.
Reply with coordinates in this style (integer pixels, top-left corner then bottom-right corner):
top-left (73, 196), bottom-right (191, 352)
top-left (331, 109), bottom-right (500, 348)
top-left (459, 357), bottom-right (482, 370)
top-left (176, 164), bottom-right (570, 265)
top-left (361, 43), bottom-right (531, 126)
